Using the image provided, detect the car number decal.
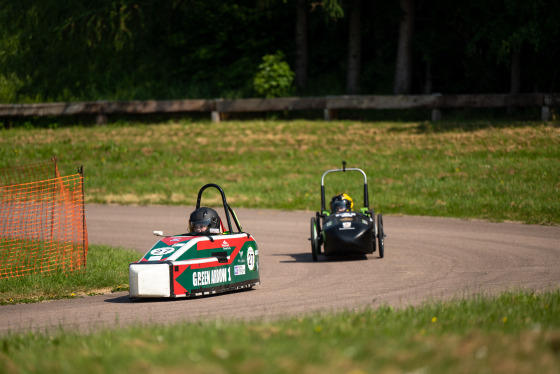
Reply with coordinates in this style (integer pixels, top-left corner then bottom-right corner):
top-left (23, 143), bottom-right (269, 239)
top-left (150, 247), bottom-right (176, 256)
top-left (247, 247), bottom-right (255, 271)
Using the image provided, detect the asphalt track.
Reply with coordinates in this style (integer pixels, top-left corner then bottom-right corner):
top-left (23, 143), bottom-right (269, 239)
top-left (1, 205), bottom-right (559, 335)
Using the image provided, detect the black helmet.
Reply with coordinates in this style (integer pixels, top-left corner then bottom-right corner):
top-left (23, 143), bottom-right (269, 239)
top-left (330, 193), bottom-right (354, 213)
top-left (189, 207), bottom-right (220, 233)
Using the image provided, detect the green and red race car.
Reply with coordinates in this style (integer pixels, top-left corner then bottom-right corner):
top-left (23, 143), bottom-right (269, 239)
top-left (129, 184), bottom-right (259, 299)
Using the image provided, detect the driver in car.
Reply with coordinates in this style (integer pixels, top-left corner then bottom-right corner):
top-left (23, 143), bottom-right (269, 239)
top-left (189, 207), bottom-right (221, 234)
top-left (330, 193), bottom-right (353, 213)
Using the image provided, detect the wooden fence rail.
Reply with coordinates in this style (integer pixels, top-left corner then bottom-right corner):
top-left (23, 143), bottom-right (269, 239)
top-left (0, 93), bottom-right (558, 123)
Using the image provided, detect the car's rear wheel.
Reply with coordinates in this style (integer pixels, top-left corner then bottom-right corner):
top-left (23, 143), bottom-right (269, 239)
top-left (369, 210), bottom-right (377, 253)
top-left (310, 217), bottom-right (319, 262)
top-left (377, 214), bottom-right (385, 258)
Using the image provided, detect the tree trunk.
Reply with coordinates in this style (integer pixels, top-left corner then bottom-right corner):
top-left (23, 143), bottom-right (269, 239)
top-left (393, 0), bottom-right (415, 94)
top-left (510, 47), bottom-right (521, 94)
top-left (507, 47), bottom-right (521, 114)
top-left (295, 0), bottom-right (308, 92)
top-left (424, 59), bottom-right (432, 94)
top-left (346, 0), bottom-right (361, 94)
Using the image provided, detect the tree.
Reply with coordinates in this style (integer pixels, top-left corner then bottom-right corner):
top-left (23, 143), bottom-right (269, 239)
top-left (346, 0), bottom-right (361, 94)
top-left (464, 0), bottom-right (560, 93)
top-left (295, 0), bottom-right (308, 91)
top-left (321, 0), bottom-right (364, 94)
top-left (393, 0), bottom-right (415, 94)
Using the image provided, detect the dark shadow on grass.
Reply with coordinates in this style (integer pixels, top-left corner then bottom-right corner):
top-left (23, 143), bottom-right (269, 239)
top-left (385, 107), bottom-right (550, 134)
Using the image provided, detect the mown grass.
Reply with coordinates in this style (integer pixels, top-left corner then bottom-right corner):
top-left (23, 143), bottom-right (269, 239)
top-left (0, 119), bottom-right (558, 224)
top-left (0, 245), bottom-right (137, 305)
top-left (0, 290), bottom-right (559, 373)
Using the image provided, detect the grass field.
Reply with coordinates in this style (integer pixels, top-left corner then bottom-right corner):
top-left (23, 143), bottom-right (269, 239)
top-left (0, 245), bottom-right (137, 305)
top-left (0, 119), bottom-right (559, 373)
top-left (1, 119), bottom-right (558, 224)
top-left (0, 290), bottom-right (558, 373)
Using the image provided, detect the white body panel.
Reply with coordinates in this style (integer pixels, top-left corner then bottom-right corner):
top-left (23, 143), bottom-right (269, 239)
top-left (129, 263), bottom-right (171, 298)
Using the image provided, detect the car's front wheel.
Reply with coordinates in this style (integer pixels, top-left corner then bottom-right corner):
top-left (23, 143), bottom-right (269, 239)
top-left (377, 214), bottom-right (385, 258)
top-left (310, 217), bottom-right (319, 262)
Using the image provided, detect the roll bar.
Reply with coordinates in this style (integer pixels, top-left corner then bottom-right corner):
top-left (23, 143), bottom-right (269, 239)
top-left (320, 161), bottom-right (369, 212)
top-left (196, 183), bottom-right (242, 233)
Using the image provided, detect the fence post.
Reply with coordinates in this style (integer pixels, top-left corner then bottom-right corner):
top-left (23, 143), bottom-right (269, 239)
top-left (542, 106), bottom-right (551, 121)
top-left (431, 93), bottom-right (442, 121)
top-left (79, 165), bottom-right (88, 267)
top-left (211, 99), bottom-right (221, 123)
top-left (324, 109), bottom-right (338, 121)
top-left (96, 112), bottom-right (108, 125)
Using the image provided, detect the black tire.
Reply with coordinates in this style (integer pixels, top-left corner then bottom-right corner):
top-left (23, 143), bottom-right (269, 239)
top-left (310, 217), bottom-right (318, 262)
top-left (377, 214), bottom-right (385, 258)
top-left (315, 212), bottom-right (323, 254)
top-left (369, 210), bottom-right (376, 253)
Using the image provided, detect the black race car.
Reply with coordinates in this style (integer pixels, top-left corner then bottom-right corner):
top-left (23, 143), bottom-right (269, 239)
top-left (310, 162), bottom-right (385, 261)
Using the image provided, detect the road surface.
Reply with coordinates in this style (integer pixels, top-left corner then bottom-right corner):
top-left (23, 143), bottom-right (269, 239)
top-left (1, 205), bottom-right (558, 335)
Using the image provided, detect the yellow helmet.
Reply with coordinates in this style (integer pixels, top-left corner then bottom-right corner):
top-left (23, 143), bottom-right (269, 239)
top-left (330, 193), bottom-right (353, 212)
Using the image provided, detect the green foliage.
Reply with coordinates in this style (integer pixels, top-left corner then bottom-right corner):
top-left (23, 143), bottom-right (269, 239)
top-left (465, 0), bottom-right (556, 64)
top-left (322, 0), bottom-right (345, 19)
top-left (0, 0), bottom-right (287, 101)
top-left (2, 0), bottom-right (558, 101)
top-left (253, 51), bottom-right (295, 98)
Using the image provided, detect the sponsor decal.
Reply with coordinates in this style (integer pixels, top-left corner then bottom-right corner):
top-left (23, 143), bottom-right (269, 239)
top-left (337, 212), bottom-right (356, 218)
top-left (326, 221), bottom-right (333, 227)
top-left (148, 256), bottom-right (162, 261)
top-left (247, 247), bottom-right (256, 271)
top-left (339, 222), bottom-right (355, 230)
top-left (234, 265), bottom-right (246, 275)
top-left (192, 267), bottom-right (232, 287)
top-left (222, 240), bottom-right (231, 250)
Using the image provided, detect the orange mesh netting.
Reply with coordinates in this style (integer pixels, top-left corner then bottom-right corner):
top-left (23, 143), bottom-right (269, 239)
top-left (0, 160), bottom-right (88, 279)
top-left (0, 158), bottom-right (61, 186)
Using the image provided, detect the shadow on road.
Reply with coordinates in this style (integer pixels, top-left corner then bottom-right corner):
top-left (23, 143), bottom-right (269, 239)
top-left (281, 252), bottom-right (378, 263)
top-left (104, 294), bottom-right (134, 303)
top-left (104, 288), bottom-right (259, 303)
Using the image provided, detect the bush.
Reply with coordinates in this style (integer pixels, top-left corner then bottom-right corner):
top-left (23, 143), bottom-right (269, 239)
top-left (253, 51), bottom-right (295, 98)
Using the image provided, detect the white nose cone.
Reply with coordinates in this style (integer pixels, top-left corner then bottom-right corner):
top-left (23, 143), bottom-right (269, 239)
top-left (129, 263), bottom-right (171, 298)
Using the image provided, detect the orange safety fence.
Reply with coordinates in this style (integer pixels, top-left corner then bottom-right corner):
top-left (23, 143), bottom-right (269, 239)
top-left (0, 160), bottom-right (88, 279)
top-left (0, 158), bottom-right (61, 186)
